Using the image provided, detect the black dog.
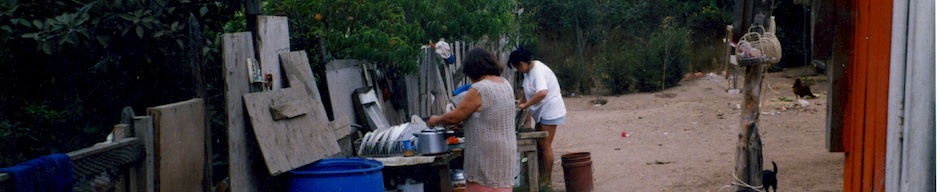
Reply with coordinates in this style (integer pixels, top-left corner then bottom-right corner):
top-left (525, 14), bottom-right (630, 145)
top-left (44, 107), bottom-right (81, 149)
top-left (762, 161), bottom-right (778, 192)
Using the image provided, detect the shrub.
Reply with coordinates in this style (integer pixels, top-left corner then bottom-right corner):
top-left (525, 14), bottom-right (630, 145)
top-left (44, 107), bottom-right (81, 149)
top-left (600, 24), bottom-right (691, 94)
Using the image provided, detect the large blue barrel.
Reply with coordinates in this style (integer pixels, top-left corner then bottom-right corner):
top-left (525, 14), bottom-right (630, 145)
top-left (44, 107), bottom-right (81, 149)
top-left (289, 158), bottom-right (385, 192)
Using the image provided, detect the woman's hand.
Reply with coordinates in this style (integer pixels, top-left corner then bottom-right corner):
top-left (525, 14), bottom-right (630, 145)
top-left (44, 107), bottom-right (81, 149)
top-left (427, 115), bottom-right (442, 126)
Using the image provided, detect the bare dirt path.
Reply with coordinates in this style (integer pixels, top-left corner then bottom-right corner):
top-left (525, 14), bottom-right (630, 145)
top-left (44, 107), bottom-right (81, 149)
top-left (544, 71), bottom-right (843, 191)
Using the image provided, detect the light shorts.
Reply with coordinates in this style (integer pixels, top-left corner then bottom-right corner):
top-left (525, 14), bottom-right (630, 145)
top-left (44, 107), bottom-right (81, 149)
top-left (538, 116), bottom-right (565, 125)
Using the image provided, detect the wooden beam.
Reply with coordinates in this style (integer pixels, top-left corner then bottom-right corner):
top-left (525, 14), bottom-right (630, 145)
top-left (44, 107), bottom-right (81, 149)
top-left (132, 116), bottom-right (155, 192)
top-left (734, 65), bottom-right (764, 191)
top-left (67, 138), bottom-right (140, 160)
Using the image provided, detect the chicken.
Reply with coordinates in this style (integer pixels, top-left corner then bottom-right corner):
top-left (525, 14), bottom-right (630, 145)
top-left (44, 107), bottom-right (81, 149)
top-left (792, 78), bottom-right (816, 99)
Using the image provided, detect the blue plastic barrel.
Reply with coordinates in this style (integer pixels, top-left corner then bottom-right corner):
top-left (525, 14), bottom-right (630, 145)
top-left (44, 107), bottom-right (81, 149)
top-left (289, 158), bottom-right (385, 192)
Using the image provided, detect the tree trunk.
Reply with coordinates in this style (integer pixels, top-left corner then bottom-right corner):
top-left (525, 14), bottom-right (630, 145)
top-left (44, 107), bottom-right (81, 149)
top-left (246, 0), bottom-right (263, 60)
top-left (734, 64), bottom-right (764, 191)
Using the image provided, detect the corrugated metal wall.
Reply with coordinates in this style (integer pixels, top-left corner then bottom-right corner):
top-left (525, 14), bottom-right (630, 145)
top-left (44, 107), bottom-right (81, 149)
top-left (885, 0), bottom-right (936, 191)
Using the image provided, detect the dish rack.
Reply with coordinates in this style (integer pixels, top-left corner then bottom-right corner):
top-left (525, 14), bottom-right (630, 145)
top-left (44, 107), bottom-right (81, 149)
top-left (356, 119), bottom-right (427, 157)
top-left (356, 138), bottom-right (410, 157)
top-left (736, 25), bottom-right (781, 65)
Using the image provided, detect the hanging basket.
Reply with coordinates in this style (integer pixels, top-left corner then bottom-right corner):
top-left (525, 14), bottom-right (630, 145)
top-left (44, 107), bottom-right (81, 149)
top-left (735, 26), bottom-right (782, 65)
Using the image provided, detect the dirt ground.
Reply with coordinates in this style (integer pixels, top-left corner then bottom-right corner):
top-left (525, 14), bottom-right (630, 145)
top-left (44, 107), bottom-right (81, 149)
top-left (543, 71), bottom-right (844, 191)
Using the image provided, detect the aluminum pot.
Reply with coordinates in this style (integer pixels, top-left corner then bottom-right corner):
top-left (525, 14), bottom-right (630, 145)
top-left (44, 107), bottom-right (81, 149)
top-left (413, 128), bottom-right (447, 155)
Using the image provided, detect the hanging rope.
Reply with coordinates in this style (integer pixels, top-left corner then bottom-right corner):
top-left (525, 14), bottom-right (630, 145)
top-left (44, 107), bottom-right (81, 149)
top-left (716, 169), bottom-right (765, 192)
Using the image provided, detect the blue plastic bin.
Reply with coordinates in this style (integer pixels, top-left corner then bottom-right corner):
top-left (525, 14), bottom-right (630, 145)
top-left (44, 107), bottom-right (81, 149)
top-left (289, 158), bottom-right (385, 192)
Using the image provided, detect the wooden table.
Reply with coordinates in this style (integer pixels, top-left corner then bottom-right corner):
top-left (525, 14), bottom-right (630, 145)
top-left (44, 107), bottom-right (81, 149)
top-left (372, 131), bottom-right (546, 192)
top-left (371, 151), bottom-right (462, 192)
top-left (517, 130), bottom-right (548, 192)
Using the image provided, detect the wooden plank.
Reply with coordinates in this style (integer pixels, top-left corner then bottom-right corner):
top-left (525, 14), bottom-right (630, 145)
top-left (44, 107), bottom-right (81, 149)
top-left (854, 0), bottom-right (872, 190)
top-left (831, 0), bottom-right (853, 190)
top-left (132, 116), bottom-right (155, 192)
top-left (724, 26), bottom-right (733, 80)
top-left (421, 52), bottom-right (430, 117)
top-left (516, 139), bottom-right (536, 146)
top-left (869, 1), bottom-right (892, 191)
top-left (256, 16), bottom-right (290, 90)
top-left (243, 88), bottom-right (340, 175)
top-left (843, 0), bottom-right (866, 190)
top-left (270, 100), bottom-right (307, 120)
top-left (331, 116), bottom-right (352, 140)
top-left (280, 51), bottom-right (325, 105)
top-left (443, 61), bottom-right (454, 97)
top-left (826, 18), bottom-right (848, 151)
top-left (405, 75), bottom-right (419, 117)
top-left (330, 116), bottom-right (354, 157)
top-left (429, 49), bottom-right (449, 115)
top-left (518, 131), bottom-right (548, 139)
top-left (112, 124), bottom-right (130, 140)
top-left (148, 99), bottom-right (206, 192)
top-left (222, 32), bottom-right (260, 192)
top-left (67, 138), bottom-right (140, 160)
top-left (281, 50), bottom-right (341, 155)
top-left (325, 60), bottom-right (365, 123)
top-left (526, 150), bottom-right (539, 192)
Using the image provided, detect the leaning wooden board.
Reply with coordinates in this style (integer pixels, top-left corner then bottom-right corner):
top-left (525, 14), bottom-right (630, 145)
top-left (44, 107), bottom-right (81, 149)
top-left (256, 16), bottom-right (290, 90)
top-left (222, 32), bottom-right (261, 191)
top-left (243, 87), bottom-right (340, 175)
top-left (148, 99), bottom-right (205, 192)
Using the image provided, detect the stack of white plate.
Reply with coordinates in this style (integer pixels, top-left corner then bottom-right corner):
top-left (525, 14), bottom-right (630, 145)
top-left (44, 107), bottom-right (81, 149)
top-left (357, 115), bottom-right (432, 157)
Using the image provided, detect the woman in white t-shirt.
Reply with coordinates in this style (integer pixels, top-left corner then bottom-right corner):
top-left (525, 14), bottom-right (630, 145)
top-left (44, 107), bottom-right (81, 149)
top-left (508, 49), bottom-right (566, 187)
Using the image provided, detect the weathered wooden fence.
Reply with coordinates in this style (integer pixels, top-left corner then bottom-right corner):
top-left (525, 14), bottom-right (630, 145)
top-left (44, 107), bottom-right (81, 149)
top-left (0, 99), bottom-right (208, 192)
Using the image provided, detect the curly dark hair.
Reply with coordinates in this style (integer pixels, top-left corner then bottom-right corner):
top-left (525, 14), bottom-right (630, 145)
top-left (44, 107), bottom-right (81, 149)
top-left (462, 47), bottom-right (503, 80)
top-left (507, 48), bottom-right (533, 69)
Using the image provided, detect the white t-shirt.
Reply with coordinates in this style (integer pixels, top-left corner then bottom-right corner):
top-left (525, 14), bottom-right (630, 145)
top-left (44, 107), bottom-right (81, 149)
top-left (523, 60), bottom-right (566, 122)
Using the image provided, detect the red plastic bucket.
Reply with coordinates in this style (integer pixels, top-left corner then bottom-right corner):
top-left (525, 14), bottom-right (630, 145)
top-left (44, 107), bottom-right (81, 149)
top-left (561, 152), bottom-right (593, 192)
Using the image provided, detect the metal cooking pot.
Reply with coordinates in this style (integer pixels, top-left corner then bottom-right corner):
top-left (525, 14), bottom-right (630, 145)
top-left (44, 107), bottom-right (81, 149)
top-left (413, 128), bottom-right (447, 155)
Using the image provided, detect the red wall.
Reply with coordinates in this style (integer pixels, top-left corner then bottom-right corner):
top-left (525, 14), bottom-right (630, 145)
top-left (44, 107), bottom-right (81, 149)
top-left (842, 0), bottom-right (892, 191)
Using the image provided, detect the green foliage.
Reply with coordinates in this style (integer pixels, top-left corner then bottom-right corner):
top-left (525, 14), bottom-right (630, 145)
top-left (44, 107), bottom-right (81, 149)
top-left (264, 0), bottom-right (523, 75)
top-left (521, 0), bottom-right (731, 95)
top-left (634, 25), bottom-right (692, 92)
top-left (0, 1), bottom-right (239, 182)
top-left (599, 25), bottom-right (692, 94)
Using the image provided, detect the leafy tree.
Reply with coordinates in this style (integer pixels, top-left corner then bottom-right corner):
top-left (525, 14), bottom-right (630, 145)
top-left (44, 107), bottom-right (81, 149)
top-left (0, 0), bottom-right (239, 184)
top-left (521, 0), bottom-right (731, 95)
top-left (264, 0), bottom-right (523, 76)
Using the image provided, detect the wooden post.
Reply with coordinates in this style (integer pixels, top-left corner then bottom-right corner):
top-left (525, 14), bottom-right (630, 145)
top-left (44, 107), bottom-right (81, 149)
top-left (132, 116), bottom-right (155, 192)
top-left (734, 65), bottom-right (764, 191)
top-left (724, 25), bottom-right (733, 80)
